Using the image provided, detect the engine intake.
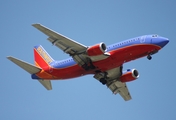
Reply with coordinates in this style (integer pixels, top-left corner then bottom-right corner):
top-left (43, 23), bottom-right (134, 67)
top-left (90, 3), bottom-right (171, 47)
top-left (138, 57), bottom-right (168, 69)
top-left (87, 43), bottom-right (107, 56)
top-left (120, 69), bottom-right (139, 83)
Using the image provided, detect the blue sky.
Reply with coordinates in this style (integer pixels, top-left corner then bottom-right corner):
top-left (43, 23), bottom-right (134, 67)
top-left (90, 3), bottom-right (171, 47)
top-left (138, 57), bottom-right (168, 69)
top-left (1, 0), bottom-right (176, 119)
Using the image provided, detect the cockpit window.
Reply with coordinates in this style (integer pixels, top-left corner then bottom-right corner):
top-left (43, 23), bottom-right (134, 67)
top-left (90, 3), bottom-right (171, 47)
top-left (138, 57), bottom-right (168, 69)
top-left (152, 34), bottom-right (158, 37)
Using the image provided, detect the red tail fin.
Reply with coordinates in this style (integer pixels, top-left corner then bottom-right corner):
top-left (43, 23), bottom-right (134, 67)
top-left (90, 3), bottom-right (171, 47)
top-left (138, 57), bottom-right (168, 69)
top-left (34, 45), bottom-right (54, 69)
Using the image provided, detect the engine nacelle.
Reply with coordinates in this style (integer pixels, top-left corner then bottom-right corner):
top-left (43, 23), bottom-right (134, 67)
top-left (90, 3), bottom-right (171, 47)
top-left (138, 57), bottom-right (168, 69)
top-left (120, 69), bottom-right (139, 83)
top-left (87, 42), bottom-right (106, 56)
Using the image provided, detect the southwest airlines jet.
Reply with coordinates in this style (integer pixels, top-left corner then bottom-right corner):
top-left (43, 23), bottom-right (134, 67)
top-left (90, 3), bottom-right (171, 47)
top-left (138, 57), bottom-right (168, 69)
top-left (7, 24), bottom-right (169, 101)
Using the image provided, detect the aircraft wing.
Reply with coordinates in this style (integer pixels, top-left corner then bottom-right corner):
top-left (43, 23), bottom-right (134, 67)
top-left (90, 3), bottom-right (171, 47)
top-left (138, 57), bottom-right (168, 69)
top-left (94, 66), bottom-right (132, 101)
top-left (107, 80), bottom-right (131, 101)
top-left (32, 24), bottom-right (87, 55)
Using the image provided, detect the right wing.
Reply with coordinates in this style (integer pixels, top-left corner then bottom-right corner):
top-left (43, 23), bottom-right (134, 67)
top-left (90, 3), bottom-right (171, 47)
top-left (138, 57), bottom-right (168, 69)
top-left (94, 66), bottom-right (132, 101)
top-left (32, 24), bottom-right (87, 55)
top-left (107, 81), bottom-right (131, 101)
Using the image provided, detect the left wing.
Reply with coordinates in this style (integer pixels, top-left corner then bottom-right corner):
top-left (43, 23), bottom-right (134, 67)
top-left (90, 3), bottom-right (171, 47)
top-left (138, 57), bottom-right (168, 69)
top-left (32, 23), bottom-right (110, 68)
top-left (32, 24), bottom-right (87, 55)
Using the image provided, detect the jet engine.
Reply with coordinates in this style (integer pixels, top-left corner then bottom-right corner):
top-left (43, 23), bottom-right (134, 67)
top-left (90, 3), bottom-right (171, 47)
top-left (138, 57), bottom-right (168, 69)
top-left (87, 42), bottom-right (107, 56)
top-left (120, 69), bottom-right (139, 82)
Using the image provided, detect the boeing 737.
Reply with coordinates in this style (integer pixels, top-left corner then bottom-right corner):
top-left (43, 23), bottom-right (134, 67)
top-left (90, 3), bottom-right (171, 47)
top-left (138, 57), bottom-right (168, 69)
top-left (7, 24), bottom-right (169, 101)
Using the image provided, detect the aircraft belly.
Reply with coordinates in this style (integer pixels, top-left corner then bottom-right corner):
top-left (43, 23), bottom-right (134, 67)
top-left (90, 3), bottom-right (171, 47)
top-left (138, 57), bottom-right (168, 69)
top-left (92, 56), bottom-right (120, 72)
top-left (110, 44), bottom-right (161, 63)
top-left (51, 65), bottom-right (85, 79)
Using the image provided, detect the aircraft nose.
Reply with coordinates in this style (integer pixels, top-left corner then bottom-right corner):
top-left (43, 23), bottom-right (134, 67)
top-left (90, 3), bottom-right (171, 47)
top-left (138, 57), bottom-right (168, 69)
top-left (153, 37), bottom-right (169, 48)
top-left (159, 37), bottom-right (169, 48)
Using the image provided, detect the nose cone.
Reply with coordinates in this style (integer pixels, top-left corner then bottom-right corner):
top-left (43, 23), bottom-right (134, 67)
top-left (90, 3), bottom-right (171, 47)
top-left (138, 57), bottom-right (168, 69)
top-left (159, 37), bottom-right (169, 47)
top-left (153, 37), bottom-right (169, 48)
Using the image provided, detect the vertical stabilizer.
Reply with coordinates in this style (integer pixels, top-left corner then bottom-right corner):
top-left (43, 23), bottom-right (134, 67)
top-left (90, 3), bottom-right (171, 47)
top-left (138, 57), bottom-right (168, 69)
top-left (34, 45), bottom-right (54, 68)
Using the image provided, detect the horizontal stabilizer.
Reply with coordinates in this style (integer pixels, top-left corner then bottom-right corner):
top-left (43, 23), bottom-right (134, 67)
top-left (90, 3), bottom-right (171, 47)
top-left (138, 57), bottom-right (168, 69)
top-left (7, 56), bottom-right (41, 74)
top-left (38, 80), bottom-right (52, 90)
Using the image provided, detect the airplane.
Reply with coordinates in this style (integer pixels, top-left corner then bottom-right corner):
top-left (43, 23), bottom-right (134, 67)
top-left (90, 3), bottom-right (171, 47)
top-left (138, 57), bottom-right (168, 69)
top-left (7, 24), bottom-right (169, 101)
